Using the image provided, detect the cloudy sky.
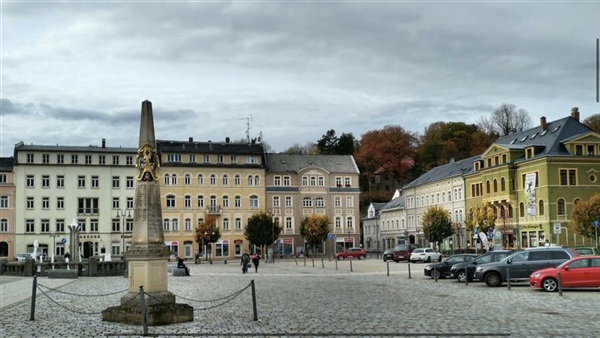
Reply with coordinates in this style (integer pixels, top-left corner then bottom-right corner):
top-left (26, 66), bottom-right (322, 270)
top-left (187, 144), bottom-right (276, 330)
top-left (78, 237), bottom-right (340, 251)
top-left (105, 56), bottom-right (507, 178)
top-left (1, 1), bottom-right (599, 157)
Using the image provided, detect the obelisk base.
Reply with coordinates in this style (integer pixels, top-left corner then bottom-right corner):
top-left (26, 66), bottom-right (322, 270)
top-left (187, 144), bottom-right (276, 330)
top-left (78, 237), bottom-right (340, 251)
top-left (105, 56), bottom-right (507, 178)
top-left (102, 291), bottom-right (193, 325)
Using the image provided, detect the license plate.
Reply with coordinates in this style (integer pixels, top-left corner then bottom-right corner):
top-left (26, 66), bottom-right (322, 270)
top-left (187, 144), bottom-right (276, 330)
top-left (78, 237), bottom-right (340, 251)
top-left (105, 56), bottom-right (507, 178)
top-left (398, 256), bottom-right (403, 258)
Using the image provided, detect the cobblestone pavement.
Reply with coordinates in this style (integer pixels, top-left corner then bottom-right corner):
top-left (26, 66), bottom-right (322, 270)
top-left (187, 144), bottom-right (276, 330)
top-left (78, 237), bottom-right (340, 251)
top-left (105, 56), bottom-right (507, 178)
top-left (1, 258), bottom-right (599, 338)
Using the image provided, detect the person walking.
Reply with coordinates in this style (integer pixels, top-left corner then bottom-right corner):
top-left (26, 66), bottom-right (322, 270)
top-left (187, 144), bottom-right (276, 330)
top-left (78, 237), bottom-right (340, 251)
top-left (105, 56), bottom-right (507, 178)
top-left (241, 251), bottom-right (250, 274)
top-left (252, 253), bottom-right (261, 273)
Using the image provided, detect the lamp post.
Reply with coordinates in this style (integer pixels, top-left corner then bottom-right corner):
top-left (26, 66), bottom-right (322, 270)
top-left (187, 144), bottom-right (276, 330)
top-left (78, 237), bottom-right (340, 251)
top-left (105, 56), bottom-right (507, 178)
top-left (203, 231), bottom-right (207, 261)
top-left (376, 216), bottom-right (380, 259)
top-left (48, 231), bottom-right (58, 258)
top-left (116, 209), bottom-right (133, 255)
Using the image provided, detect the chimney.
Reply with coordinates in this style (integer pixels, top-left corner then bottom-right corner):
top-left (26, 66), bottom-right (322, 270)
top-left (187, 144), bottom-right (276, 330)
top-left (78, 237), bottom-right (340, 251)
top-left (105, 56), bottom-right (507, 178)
top-left (540, 116), bottom-right (547, 131)
top-left (570, 107), bottom-right (580, 121)
top-left (101, 138), bottom-right (106, 148)
top-left (188, 137), bottom-right (193, 142)
top-left (225, 137), bottom-right (230, 143)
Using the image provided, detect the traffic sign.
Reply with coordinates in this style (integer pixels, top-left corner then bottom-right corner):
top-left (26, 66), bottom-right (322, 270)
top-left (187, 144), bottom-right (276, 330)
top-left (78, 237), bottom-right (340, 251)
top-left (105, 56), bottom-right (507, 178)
top-left (61, 238), bottom-right (67, 245)
top-left (593, 220), bottom-right (599, 229)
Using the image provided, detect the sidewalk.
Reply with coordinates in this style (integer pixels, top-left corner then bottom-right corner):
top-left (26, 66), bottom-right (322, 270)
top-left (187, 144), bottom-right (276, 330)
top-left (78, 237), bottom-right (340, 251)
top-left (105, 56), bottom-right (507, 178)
top-left (0, 275), bottom-right (75, 309)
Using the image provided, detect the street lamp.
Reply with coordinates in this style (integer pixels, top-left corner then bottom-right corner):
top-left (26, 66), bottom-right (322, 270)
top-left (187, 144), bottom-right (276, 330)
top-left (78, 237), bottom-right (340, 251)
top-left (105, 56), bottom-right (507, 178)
top-left (375, 215), bottom-right (380, 259)
top-left (116, 209), bottom-right (132, 255)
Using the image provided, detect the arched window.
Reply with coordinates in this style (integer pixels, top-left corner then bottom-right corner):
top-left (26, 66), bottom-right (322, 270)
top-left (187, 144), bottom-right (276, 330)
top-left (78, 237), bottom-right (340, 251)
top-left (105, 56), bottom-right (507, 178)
top-left (347, 216), bottom-right (354, 228)
top-left (234, 174), bottom-right (241, 186)
top-left (335, 217), bottom-right (342, 228)
top-left (171, 218), bottom-right (179, 231)
top-left (197, 174), bottom-right (204, 185)
top-left (493, 179), bottom-right (498, 193)
top-left (222, 195), bottom-right (229, 208)
top-left (254, 175), bottom-right (260, 186)
top-left (222, 174), bottom-right (229, 186)
top-left (250, 195), bottom-right (259, 208)
top-left (501, 177), bottom-right (506, 191)
top-left (171, 174), bottom-right (178, 186)
top-left (557, 199), bottom-right (565, 215)
top-left (0, 218), bottom-right (8, 232)
top-left (164, 174), bottom-right (170, 185)
top-left (302, 197), bottom-right (312, 207)
top-left (166, 195), bottom-right (176, 208)
top-left (574, 198), bottom-right (581, 205)
top-left (210, 174), bottom-right (217, 186)
top-left (248, 175), bottom-right (253, 186)
top-left (197, 195), bottom-right (204, 208)
top-left (184, 174), bottom-right (191, 186)
top-left (486, 180), bottom-right (490, 194)
top-left (519, 202), bottom-right (525, 217)
top-left (163, 218), bottom-right (170, 231)
top-left (184, 195), bottom-right (191, 208)
top-left (538, 200), bottom-right (544, 216)
top-left (234, 196), bottom-right (241, 208)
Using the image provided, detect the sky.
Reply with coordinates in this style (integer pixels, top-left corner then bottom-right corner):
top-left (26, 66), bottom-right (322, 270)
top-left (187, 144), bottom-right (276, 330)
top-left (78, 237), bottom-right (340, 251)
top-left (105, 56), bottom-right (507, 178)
top-left (1, 1), bottom-right (599, 157)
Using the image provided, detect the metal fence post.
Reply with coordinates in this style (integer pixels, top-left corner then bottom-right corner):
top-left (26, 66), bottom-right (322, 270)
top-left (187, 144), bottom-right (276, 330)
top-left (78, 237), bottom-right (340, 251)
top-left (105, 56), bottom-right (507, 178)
top-left (251, 280), bottom-right (258, 320)
top-left (312, 258), bottom-right (315, 267)
top-left (350, 259), bottom-right (353, 272)
top-left (506, 268), bottom-right (511, 290)
top-left (139, 286), bottom-right (148, 336)
top-left (29, 275), bottom-right (37, 321)
top-left (408, 263), bottom-right (412, 279)
top-left (335, 259), bottom-right (338, 270)
top-left (386, 261), bottom-right (390, 276)
top-left (321, 258), bottom-right (325, 268)
top-left (557, 271), bottom-right (563, 296)
top-left (465, 270), bottom-right (469, 286)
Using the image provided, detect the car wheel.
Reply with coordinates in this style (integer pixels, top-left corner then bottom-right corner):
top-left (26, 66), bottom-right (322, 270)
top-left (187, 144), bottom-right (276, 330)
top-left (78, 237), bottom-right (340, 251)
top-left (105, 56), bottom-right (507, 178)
top-left (337, 256), bottom-right (344, 261)
top-left (426, 256), bottom-right (432, 263)
top-left (542, 278), bottom-right (558, 292)
top-left (358, 255), bottom-right (365, 260)
top-left (456, 270), bottom-right (467, 283)
top-left (484, 272), bottom-right (502, 287)
top-left (431, 269), bottom-right (441, 279)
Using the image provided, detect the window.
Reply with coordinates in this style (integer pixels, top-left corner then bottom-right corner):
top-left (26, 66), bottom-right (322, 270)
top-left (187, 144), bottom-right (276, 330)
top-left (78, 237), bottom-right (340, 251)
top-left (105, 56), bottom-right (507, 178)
top-left (559, 169), bottom-right (577, 186)
top-left (235, 218), bottom-right (242, 230)
top-left (42, 154), bottom-right (49, 163)
top-left (217, 155), bottom-right (224, 163)
top-left (90, 219), bottom-right (99, 232)
top-left (56, 175), bottom-right (64, 188)
top-left (235, 196), bottom-right (241, 208)
top-left (230, 155), bottom-right (237, 163)
top-left (303, 197), bottom-right (312, 207)
top-left (501, 177), bottom-right (506, 191)
top-left (56, 219), bottom-right (64, 232)
top-left (91, 176), bottom-right (99, 188)
top-left (78, 198), bottom-right (99, 215)
top-left (335, 216), bottom-right (342, 229)
top-left (26, 197), bottom-right (34, 209)
top-left (57, 154), bottom-right (64, 164)
top-left (77, 176), bottom-right (86, 188)
top-left (310, 176), bottom-right (316, 186)
top-left (26, 175), bottom-right (35, 187)
top-left (0, 219), bottom-right (6, 232)
top-left (163, 219), bottom-right (170, 231)
top-left (486, 180), bottom-right (490, 194)
top-left (250, 195), bottom-right (259, 208)
top-left (254, 175), bottom-right (260, 186)
top-left (57, 197), bottom-right (64, 209)
top-left (85, 155), bottom-right (92, 164)
top-left (285, 196), bottom-right (292, 207)
top-left (166, 195), bottom-right (176, 208)
top-left (42, 197), bottom-right (49, 209)
top-left (215, 241), bottom-right (229, 257)
top-left (274, 176), bottom-right (281, 186)
top-left (346, 196), bottom-right (353, 208)
top-left (112, 176), bottom-right (120, 188)
top-left (273, 196), bottom-right (280, 207)
top-left (539, 200), bottom-right (544, 216)
top-left (203, 154), bottom-right (210, 163)
top-left (557, 199), bottom-right (565, 215)
top-left (167, 153), bottom-right (181, 162)
top-left (347, 217), bottom-right (353, 228)
top-left (493, 179), bottom-right (498, 193)
top-left (576, 145), bottom-right (583, 155)
top-left (164, 173), bottom-right (171, 186)
top-left (197, 195), bottom-right (204, 208)
top-left (335, 196), bottom-right (341, 207)
top-left (344, 177), bottom-right (351, 187)
top-left (189, 154), bottom-right (196, 163)
top-left (126, 197), bottom-right (134, 209)
top-left (569, 170), bottom-right (577, 185)
top-left (234, 175), bottom-right (241, 186)
top-left (26, 219), bottom-right (35, 233)
top-left (286, 217), bottom-right (293, 229)
top-left (0, 174), bottom-right (5, 183)
top-left (184, 195), bottom-right (191, 208)
top-left (587, 145), bottom-right (595, 156)
top-left (126, 156), bottom-right (134, 165)
top-left (42, 175), bottom-right (50, 188)
top-left (519, 202), bottom-right (525, 217)
top-left (112, 198), bottom-right (120, 209)
top-left (315, 197), bottom-right (324, 207)
top-left (222, 174), bottom-right (229, 186)
top-left (171, 174), bottom-right (178, 185)
top-left (283, 176), bottom-right (290, 186)
top-left (0, 196), bottom-right (8, 209)
top-left (248, 175), bottom-right (254, 186)
top-left (245, 155), bottom-right (256, 164)
top-left (112, 155), bottom-right (120, 165)
top-left (335, 177), bottom-right (342, 187)
top-left (112, 219), bottom-right (120, 232)
top-left (98, 155), bottom-right (105, 165)
top-left (185, 218), bottom-right (192, 231)
top-left (197, 174), bottom-right (204, 185)
top-left (27, 153), bottom-right (34, 163)
top-left (184, 174), bottom-right (191, 186)
top-left (126, 176), bottom-right (134, 188)
top-left (223, 195), bottom-right (229, 208)
top-left (210, 174), bottom-right (217, 186)
top-left (71, 155), bottom-right (78, 164)
top-left (223, 218), bottom-right (230, 231)
top-left (172, 219), bottom-right (179, 231)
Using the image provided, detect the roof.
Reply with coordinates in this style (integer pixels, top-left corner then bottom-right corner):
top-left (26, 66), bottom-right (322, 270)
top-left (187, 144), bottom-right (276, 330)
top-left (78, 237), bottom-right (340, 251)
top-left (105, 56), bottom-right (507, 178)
top-left (157, 140), bottom-right (265, 155)
top-left (381, 195), bottom-right (405, 211)
top-left (265, 154), bottom-right (360, 174)
top-left (371, 202), bottom-right (387, 212)
top-left (13, 143), bottom-right (136, 153)
top-left (403, 155), bottom-right (481, 189)
top-left (493, 116), bottom-right (593, 159)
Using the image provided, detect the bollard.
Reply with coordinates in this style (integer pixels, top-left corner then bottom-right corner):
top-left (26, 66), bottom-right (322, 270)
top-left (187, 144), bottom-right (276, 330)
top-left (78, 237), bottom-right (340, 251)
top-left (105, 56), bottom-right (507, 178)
top-left (321, 258), bottom-right (325, 268)
top-left (303, 256), bottom-right (306, 266)
top-left (350, 259), bottom-right (353, 272)
top-left (251, 280), bottom-right (258, 320)
top-left (434, 268), bottom-right (438, 282)
top-left (506, 268), bottom-right (511, 290)
top-left (387, 261), bottom-right (390, 276)
top-left (139, 286), bottom-right (148, 336)
top-left (294, 258), bottom-right (298, 266)
top-left (408, 263), bottom-right (412, 279)
top-left (557, 271), bottom-right (563, 296)
top-left (335, 259), bottom-right (338, 270)
top-left (30, 275), bottom-right (37, 321)
top-left (312, 258), bottom-right (315, 267)
top-left (465, 270), bottom-right (469, 286)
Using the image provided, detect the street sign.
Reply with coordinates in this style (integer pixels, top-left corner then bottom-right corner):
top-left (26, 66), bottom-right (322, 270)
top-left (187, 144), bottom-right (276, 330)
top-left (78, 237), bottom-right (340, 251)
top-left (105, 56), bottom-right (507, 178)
top-left (593, 220), bottom-right (599, 228)
top-left (327, 233), bottom-right (335, 240)
top-left (553, 223), bottom-right (561, 235)
top-left (61, 238), bottom-right (67, 245)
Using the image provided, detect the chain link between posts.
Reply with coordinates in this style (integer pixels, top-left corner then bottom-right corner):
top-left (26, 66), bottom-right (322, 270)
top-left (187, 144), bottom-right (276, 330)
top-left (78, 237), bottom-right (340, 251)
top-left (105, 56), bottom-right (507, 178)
top-left (36, 284), bottom-right (134, 315)
top-left (168, 282), bottom-right (252, 311)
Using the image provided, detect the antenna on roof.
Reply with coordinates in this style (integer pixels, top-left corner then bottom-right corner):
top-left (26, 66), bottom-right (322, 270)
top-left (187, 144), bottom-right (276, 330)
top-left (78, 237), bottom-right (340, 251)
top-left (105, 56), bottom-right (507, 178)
top-left (240, 116), bottom-right (253, 144)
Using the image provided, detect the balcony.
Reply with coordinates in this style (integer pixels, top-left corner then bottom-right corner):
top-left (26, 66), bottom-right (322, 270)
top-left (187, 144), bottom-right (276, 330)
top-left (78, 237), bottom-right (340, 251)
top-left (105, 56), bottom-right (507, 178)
top-left (206, 205), bottom-right (222, 215)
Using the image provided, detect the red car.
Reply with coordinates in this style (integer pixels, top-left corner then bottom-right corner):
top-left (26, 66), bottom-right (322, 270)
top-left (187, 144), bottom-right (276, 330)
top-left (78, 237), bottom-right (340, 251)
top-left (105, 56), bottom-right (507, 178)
top-left (530, 256), bottom-right (600, 292)
top-left (335, 247), bottom-right (367, 261)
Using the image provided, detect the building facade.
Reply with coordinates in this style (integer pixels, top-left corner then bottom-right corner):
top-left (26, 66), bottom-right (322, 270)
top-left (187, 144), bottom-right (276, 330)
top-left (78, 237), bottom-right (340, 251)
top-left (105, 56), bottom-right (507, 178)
top-left (0, 157), bottom-right (16, 259)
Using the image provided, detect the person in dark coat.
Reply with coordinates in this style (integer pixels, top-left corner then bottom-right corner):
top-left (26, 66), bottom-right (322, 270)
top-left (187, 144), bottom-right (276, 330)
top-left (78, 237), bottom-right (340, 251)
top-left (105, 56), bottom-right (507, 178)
top-left (252, 253), bottom-right (261, 273)
top-left (241, 251), bottom-right (250, 274)
top-left (177, 258), bottom-right (190, 276)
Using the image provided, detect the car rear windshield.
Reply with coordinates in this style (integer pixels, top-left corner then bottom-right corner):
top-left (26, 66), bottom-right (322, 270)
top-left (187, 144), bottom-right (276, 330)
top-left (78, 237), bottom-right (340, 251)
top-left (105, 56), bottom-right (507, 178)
top-left (394, 245), bottom-right (409, 251)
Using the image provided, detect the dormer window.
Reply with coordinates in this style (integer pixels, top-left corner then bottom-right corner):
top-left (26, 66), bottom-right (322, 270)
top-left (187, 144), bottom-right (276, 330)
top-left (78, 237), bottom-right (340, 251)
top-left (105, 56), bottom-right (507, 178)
top-left (474, 162), bottom-right (481, 171)
top-left (575, 145), bottom-right (583, 156)
top-left (526, 148), bottom-right (534, 159)
top-left (587, 145), bottom-right (595, 156)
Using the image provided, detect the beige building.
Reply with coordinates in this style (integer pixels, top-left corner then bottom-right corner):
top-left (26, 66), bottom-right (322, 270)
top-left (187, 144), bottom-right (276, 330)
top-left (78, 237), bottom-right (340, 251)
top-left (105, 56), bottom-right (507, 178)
top-left (157, 138), bottom-right (267, 260)
top-left (265, 154), bottom-right (361, 256)
top-left (0, 157), bottom-right (16, 259)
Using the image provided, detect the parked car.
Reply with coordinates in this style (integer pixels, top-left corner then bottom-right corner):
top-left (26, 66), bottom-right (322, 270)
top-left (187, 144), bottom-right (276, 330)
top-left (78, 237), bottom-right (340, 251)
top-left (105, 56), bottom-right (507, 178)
top-left (529, 256), bottom-right (600, 292)
top-left (449, 250), bottom-right (513, 283)
top-left (409, 248), bottom-right (442, 263)
top-left (573, 247), bottom-right (598, 256)
top-left (474, 247), bottom-right (579, 287)
top-left (15, 253), bottom-right (32, 262)
top-left (530, 256), bottom-right (600, 292)
top-left (424, 254), bottom-right (477, 279)
top-left (383, 244), bottom-right (416, 262)
top-left (335, 247), bottom-right (367, 261)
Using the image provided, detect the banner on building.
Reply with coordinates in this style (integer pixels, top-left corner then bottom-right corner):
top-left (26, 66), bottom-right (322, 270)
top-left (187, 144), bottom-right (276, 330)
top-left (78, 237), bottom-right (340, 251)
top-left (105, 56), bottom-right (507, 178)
top-left (525, 172), bottom-right (537, 216)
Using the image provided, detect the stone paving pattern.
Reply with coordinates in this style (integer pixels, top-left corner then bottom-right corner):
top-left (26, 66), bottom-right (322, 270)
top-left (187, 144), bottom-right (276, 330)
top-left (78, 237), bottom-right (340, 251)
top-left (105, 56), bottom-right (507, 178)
top-left (1, 258), bottom-right (599, 338)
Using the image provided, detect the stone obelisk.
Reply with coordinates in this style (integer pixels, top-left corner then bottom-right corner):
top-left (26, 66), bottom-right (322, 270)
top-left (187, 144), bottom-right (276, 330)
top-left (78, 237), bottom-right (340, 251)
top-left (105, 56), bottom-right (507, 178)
top-left (102, 100), bottom-right (193, 325)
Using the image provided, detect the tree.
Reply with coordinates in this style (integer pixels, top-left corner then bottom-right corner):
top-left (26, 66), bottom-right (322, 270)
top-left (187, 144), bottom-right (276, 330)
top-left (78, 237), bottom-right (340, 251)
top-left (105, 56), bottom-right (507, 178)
top-left (244, 211), bottom-right (283, 255)
top-left (336, 132), bottom-right (358, 155)
top-left (282, 142), bottom-right (318, 154)
top-left (316, 129), bottom-right (338, 154)
top-left (478, 103), bottom-right (533, 136)
top-left (570, 194), bottom-right (600, 238)
top-left (583, 114), bottom-right (600, 134)
top-left (194, 215), bottom-right (221, 256)
top-left (315, 130), bottom-right (358, 155)
top-left (353, 125), bottom-right (417, 189)
top-left (421, 206), bottom-right (454, 250)
top-left (465, 203), bottom-right (496, 234)
top-left (299, 215), bottom-right (330, 256)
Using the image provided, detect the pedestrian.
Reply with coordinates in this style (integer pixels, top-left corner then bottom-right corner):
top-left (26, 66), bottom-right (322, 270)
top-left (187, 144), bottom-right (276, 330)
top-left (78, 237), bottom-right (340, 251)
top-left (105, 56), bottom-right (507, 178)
top-left (252, 253), bottom-right (261, 273)
top-left (177, 257), bottom-right (190, 276)
top-left (241, 251), bottom-right (250, 274)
